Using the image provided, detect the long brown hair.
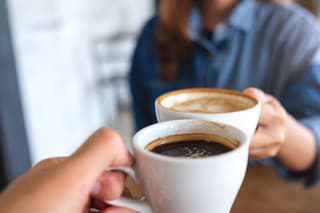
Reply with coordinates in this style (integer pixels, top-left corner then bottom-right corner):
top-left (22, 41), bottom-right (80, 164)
top-left (156, 0), bottom-right (195, 82)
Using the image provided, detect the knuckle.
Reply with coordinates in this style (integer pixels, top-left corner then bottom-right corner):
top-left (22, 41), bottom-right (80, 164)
top-left (277, 111), bottom-right (287, 123)
top-left (270, 138), bottom-right (284, 148)
top-left (97, 127), bottom-right (116, 136)
top-left (261, 105), bottom-right (274, 118)
top-left (97, 127), bottom-right (122, 143)
top-left (36, 159), bottom-right (52, 167)
top-left (273, 140), bottom-right (283, 147)
top-left (267, 148), bottom-right (279, 157)
top-left (261, 103), bottom-right (271, 113)
top-left (35, 158), bottom-right (60, 167)
top-left (267, 95), bottom-right (280, 105)
top-left (272, 111), bottom-right (287, 125)
top-left (263, 96), bottom-right (287, 121)
top-left (273, 131), bottom-right (286, 144)
top-left (251, 153), bottom-right (265, 160)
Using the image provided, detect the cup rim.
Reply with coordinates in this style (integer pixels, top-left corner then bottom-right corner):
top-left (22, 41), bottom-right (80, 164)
top-left (155, 88), bottom-right (259, 115)
top-left (133, 119), bottom-right (249, 164)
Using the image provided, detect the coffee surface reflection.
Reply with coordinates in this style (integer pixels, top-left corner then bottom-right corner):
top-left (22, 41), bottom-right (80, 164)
top-left (146, 133), bottom-right (237, 158)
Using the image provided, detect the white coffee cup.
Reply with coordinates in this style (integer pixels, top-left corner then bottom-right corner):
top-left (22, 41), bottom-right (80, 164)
top-left (155, 88), bottom-right (261, 137)
top-left (106, 119), bottom-right (249, 213)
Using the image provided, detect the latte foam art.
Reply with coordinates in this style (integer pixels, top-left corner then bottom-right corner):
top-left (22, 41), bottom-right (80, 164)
top-left (170, 97), bottom-right (247, 113)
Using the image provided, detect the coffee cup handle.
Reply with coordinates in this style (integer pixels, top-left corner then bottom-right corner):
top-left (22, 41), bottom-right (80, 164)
top-left (104, 167), bottom-right (152, 213)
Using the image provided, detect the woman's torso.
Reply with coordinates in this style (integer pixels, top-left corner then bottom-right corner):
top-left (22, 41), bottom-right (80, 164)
top-left (131, 0), bottom-right (320, 128)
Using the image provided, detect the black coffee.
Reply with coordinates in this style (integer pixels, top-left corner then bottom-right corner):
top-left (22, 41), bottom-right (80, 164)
top-left (150, 140), bottom-right (232, 158)
top-left (146, 134), bottom-right (235, 159)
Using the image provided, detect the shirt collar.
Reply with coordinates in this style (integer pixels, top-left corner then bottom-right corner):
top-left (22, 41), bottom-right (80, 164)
top-left (189, 0), bottom-right (255, 42)
top-left (229, 0), bottom-right (255, 32)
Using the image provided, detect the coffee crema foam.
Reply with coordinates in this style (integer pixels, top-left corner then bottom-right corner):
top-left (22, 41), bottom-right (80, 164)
top-left (161, 92), bottom-right (256, 114)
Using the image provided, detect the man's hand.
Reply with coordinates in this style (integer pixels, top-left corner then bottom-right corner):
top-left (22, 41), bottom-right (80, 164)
top-left (0, 128), bottom-right (134, 213)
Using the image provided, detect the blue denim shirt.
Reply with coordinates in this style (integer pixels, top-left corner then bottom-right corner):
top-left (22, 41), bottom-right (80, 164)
top-left (129, 0), bottom-right (320, 187)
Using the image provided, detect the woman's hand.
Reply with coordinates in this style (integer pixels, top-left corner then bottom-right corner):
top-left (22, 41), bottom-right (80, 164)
top-left (244, 87), bottom-right (317, 172)
top-left (0, 128), bottom-right (134, 213)
top-left (244, 88), bottom-right (288, 159)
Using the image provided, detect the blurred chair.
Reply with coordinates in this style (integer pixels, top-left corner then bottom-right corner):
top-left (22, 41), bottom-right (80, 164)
top-left (90, 31), bottom-right (135, 127)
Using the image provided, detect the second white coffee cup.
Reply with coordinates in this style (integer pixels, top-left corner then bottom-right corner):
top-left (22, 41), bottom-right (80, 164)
top-left (155, 88), bottom-right (261, 137)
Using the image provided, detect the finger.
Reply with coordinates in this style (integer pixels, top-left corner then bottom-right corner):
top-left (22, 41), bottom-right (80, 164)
top-left (258, 104), bottom-right (275, 125)
top-left (249, 147), bottom-right (266, 159)
top-left (249, 147), bottom-right (269, 159)
top-left (34, 157), bottom-right (67, 169)
top-left (264, 94), bottom-right (282, 108)
top-left (250, 127), bottom-right (283, 149)
top-left (30, 157), bottom-right (67, 176)
top-left (258, 100), bottom-right (286, 126)
top-left (249, 146), bottom-right (280, 159)
top-left (91, 171), bottom-right (126, 201)
top-left (250, 127), bottom-right (270, 149)
top-left (243, 87), bottom-right (265, 103)
top-left (102, 206), bottom-right (135, 213)
top-left (90, 198), bottom-right (108, 211)
top-left (66, 128), bottom-right (133, 183)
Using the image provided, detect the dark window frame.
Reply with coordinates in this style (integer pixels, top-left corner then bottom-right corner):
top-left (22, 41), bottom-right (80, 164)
top-left (0, 0), bottom-right (31, 190)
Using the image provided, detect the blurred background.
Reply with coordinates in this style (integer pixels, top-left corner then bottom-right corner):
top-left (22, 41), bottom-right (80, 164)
top-left (8, 0), bottom-right (153, 163)
top-left (0, 0), bottom-right (320, 211)
top-left (0, 0), bottom-right (155, 189)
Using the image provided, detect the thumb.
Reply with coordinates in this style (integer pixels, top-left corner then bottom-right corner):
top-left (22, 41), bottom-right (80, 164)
top-left (65, 128), bottom-right (133, 183)
top-left (243, 87), bottom-right (265, 103)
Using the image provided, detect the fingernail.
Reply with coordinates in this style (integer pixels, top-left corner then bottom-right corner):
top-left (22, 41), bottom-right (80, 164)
top-left (91, 181), bottom-right (101, 195)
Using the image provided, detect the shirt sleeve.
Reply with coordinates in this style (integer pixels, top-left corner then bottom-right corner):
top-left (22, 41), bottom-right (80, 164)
top-left (277, 64), bottom-right (320, 187)
top-left (275, 12), bottom-right (320, 187)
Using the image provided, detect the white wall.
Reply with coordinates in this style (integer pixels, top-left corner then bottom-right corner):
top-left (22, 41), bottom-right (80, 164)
top-left (8, 0), bottom-right (153, 163)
